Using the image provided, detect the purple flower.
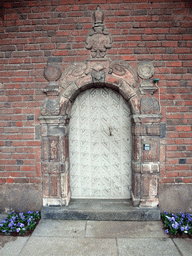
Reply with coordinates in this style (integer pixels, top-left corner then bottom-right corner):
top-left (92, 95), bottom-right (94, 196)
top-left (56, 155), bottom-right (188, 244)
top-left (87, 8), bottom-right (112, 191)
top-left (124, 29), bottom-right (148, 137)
top-left (180, 212), bottom-right (185, 218)
top-left (26, 211), bottom-right (34, 214)
top-left (2, 230), bottom-right (7, 233)
top-left (172, 222), bottom-right (179, 229)
top-left (36, 211), bottom-right (39, 214)
top-left (165, 229), bottom-right (169, 234)
top-left (1, 220), bottom-right (7, 224)
top-left (8, 222), bottom-right (14, 228)
top-left (0, 224), bottom-right (3, 227)
top-left (181, 226), bottom-right (185, 232)
top-left (185, 225), bottom-right (190, 231)
top-left (16, 228), bottom-right (20, 233)
top-left (17, 223), bottom-right (24, 228)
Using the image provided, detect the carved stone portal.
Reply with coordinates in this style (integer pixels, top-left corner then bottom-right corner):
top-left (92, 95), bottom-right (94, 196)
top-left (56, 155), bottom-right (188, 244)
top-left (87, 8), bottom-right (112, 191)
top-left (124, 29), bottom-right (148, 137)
top-left (38, 6), bottom-right (162, 209)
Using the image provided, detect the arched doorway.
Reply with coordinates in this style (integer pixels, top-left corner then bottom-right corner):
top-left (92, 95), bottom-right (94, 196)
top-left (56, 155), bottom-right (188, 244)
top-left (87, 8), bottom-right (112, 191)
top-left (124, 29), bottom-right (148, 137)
top-left (69, 87), bottom-right (132, 199)
top-left (38, 59), bottom-right (162, 211)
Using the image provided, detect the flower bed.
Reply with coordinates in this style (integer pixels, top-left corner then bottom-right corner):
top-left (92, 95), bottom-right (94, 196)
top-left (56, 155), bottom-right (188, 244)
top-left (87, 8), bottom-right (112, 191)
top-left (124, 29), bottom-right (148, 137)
top-left (161, 211), bottom-right (192, 238)
top-left (0, 210), bottom-right (41, 236)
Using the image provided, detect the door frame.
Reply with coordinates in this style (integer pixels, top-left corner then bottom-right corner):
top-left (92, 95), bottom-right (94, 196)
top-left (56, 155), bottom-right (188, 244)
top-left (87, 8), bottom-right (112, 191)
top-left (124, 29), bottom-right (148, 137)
top-left (38, 59), bottom-right (162, 208)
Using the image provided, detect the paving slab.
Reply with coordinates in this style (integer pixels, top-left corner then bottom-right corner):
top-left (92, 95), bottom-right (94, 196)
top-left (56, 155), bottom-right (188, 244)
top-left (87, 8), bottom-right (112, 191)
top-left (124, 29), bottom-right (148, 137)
top-left (117, 238), bottom-right (181, 256)
top-left (85, 221), bottom-right (167, 238)
top-left (19, 237), bottom-right (118, 256)
top-left (173, 238), bottom-right (192, 256)
top-left (0, 237), bottom-right (29, 256)
top-left (32, 219), bottom-right (86, 237)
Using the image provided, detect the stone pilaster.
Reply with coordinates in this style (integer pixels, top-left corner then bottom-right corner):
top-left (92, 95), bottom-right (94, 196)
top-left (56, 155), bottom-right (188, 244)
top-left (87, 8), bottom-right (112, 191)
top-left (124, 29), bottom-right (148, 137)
top-left (38, 64), bottom-right (70, 206)
top-left (132, 114), bottom-right (162, 207)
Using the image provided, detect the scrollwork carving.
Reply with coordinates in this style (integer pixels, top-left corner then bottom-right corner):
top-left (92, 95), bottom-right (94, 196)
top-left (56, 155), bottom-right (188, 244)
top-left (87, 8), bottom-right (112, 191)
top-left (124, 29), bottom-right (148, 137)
top-left (110, 63), bottom-right (126, 76)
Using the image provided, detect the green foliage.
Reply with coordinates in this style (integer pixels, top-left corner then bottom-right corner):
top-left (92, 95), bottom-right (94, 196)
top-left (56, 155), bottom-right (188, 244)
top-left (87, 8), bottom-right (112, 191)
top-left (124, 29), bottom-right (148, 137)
top-left (161, 211), bottom-right (192, 236)
top-left (0, 210), bottom-right (41, 236)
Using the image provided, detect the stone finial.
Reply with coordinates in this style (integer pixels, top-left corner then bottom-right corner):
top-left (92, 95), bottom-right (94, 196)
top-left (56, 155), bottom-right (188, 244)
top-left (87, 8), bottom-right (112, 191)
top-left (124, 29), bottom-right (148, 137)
top-left (137, 61), bottom-right (157, 95)
top-left (44, 64), bottom-right (62, 85)
top-left (86, 6), bottom-right (112, 58)
top-left (93, 6), bottom-right (104, 26)
top-left (40, 64), bottom-right (61, 116)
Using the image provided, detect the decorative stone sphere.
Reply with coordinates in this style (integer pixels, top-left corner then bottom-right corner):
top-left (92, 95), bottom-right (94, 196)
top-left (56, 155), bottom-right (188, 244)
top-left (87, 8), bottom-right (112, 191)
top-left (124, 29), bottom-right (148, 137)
top-left (137, 61), bottom-right (155, 80)
top-left (44, 64), bottom-right (62, 82)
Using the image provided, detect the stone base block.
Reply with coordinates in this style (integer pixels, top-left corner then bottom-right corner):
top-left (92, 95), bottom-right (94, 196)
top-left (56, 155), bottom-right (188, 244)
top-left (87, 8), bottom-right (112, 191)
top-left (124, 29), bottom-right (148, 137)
top-left (0, 184), bottom-right (42, 213)
top-left (159, 184), bottom-right (192, 213)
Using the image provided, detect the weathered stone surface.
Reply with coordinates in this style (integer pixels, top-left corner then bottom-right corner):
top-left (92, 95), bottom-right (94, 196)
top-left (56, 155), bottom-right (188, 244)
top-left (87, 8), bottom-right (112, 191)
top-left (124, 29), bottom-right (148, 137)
top-left (41, 199), bottom-right (160, 221)
top-left (0, 237), bottom-right (28, 256)
top-left (142, 137), bottom-right (159, 162)
top-left (173, 238), bottom-right (192, 256)
top-left (117, 238), bottom-right (180, 256)
top-left (132, 136), bottom-right (140, 161)
top-left (160, 122), bottom-right (166, 138)
top-left (19, 237), bottom-right (118, 256)
top-left (32, 219), bottom-right (86, 237)
top-left (40, 98), bottom-right (60, 116)
top-left (86, 6), bottom-right (112, 58)
top-left (85, 220), bottom-right (166, 238)
top-left (141, 175), bottom-right (158, 198)
top-left (0, 184), bottom-right (42, 213)
top-left (60, 62), bottom-right (87, 90)
top-left (110, 61), bottom-right (138, 88)
top-left (140, 95), bottom-right (160, 114)
top-left (129, 95), bottom-right (140, 114)
top-left (119, 80), bottom-right (136, 101)
top-left (137, 61), bottom-right (155, 80)
top-left (142, 163), bottom-right (159, 173)
top-left (62, 81), bottom-right (80, 100)
top-left (44, 64), bottom-right (62, 83)
top-left (49, 136), bottom-right (59, 161)
top-left (159, 184), bottom-right (192, 213)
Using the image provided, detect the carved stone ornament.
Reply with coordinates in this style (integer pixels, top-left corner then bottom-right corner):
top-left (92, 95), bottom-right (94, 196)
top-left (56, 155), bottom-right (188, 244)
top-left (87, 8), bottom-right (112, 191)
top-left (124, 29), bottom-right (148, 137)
top-left (86, 6), bottom-right (112, 58)
top-left (137, 61), bottom-right (155, 80)
top-left (44, 64), bottom-right (62, 84)
top-left (140, 96), bottom-right (160, 114)
top-left (91, 64), bottom-right (105, 83)
top-left (40, 98), bottom-right (60, 116)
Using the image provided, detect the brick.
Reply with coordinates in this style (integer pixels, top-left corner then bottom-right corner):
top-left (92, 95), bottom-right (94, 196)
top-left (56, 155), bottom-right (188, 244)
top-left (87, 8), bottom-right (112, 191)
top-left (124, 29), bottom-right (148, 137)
top-left (175, 126), bottom-right (191, 132)
top-left (183, 178), bottom-right (192, 183)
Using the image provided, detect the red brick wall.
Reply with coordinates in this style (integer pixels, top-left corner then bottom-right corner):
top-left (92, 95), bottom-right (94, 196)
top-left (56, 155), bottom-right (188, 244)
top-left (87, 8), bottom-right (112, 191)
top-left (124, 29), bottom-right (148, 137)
top-left (0, 0), bottom-right (192, 187)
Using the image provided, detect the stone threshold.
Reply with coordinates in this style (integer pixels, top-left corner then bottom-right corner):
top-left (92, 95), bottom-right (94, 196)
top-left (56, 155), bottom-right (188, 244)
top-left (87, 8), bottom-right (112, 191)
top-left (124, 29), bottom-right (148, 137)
top-left (42, 199), bottom-right (160, 221)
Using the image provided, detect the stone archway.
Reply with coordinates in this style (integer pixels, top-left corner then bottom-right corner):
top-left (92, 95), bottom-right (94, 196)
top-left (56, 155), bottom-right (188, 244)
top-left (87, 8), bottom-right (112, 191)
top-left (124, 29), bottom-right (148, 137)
top-left (38, 58), bottom-right (162, 209)
top-left (38, 6), bottom-right (162, 210)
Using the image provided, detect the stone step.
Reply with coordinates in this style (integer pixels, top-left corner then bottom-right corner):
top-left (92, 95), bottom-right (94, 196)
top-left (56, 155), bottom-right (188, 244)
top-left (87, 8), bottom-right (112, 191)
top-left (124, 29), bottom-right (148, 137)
top-left (42, 199), bottom-right (160, 221)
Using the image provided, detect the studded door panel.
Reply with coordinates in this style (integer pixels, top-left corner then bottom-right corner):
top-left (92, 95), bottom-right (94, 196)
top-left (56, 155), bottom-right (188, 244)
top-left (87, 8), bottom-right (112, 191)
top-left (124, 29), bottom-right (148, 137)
top-left (69, 88), bottom-right (132, 199)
